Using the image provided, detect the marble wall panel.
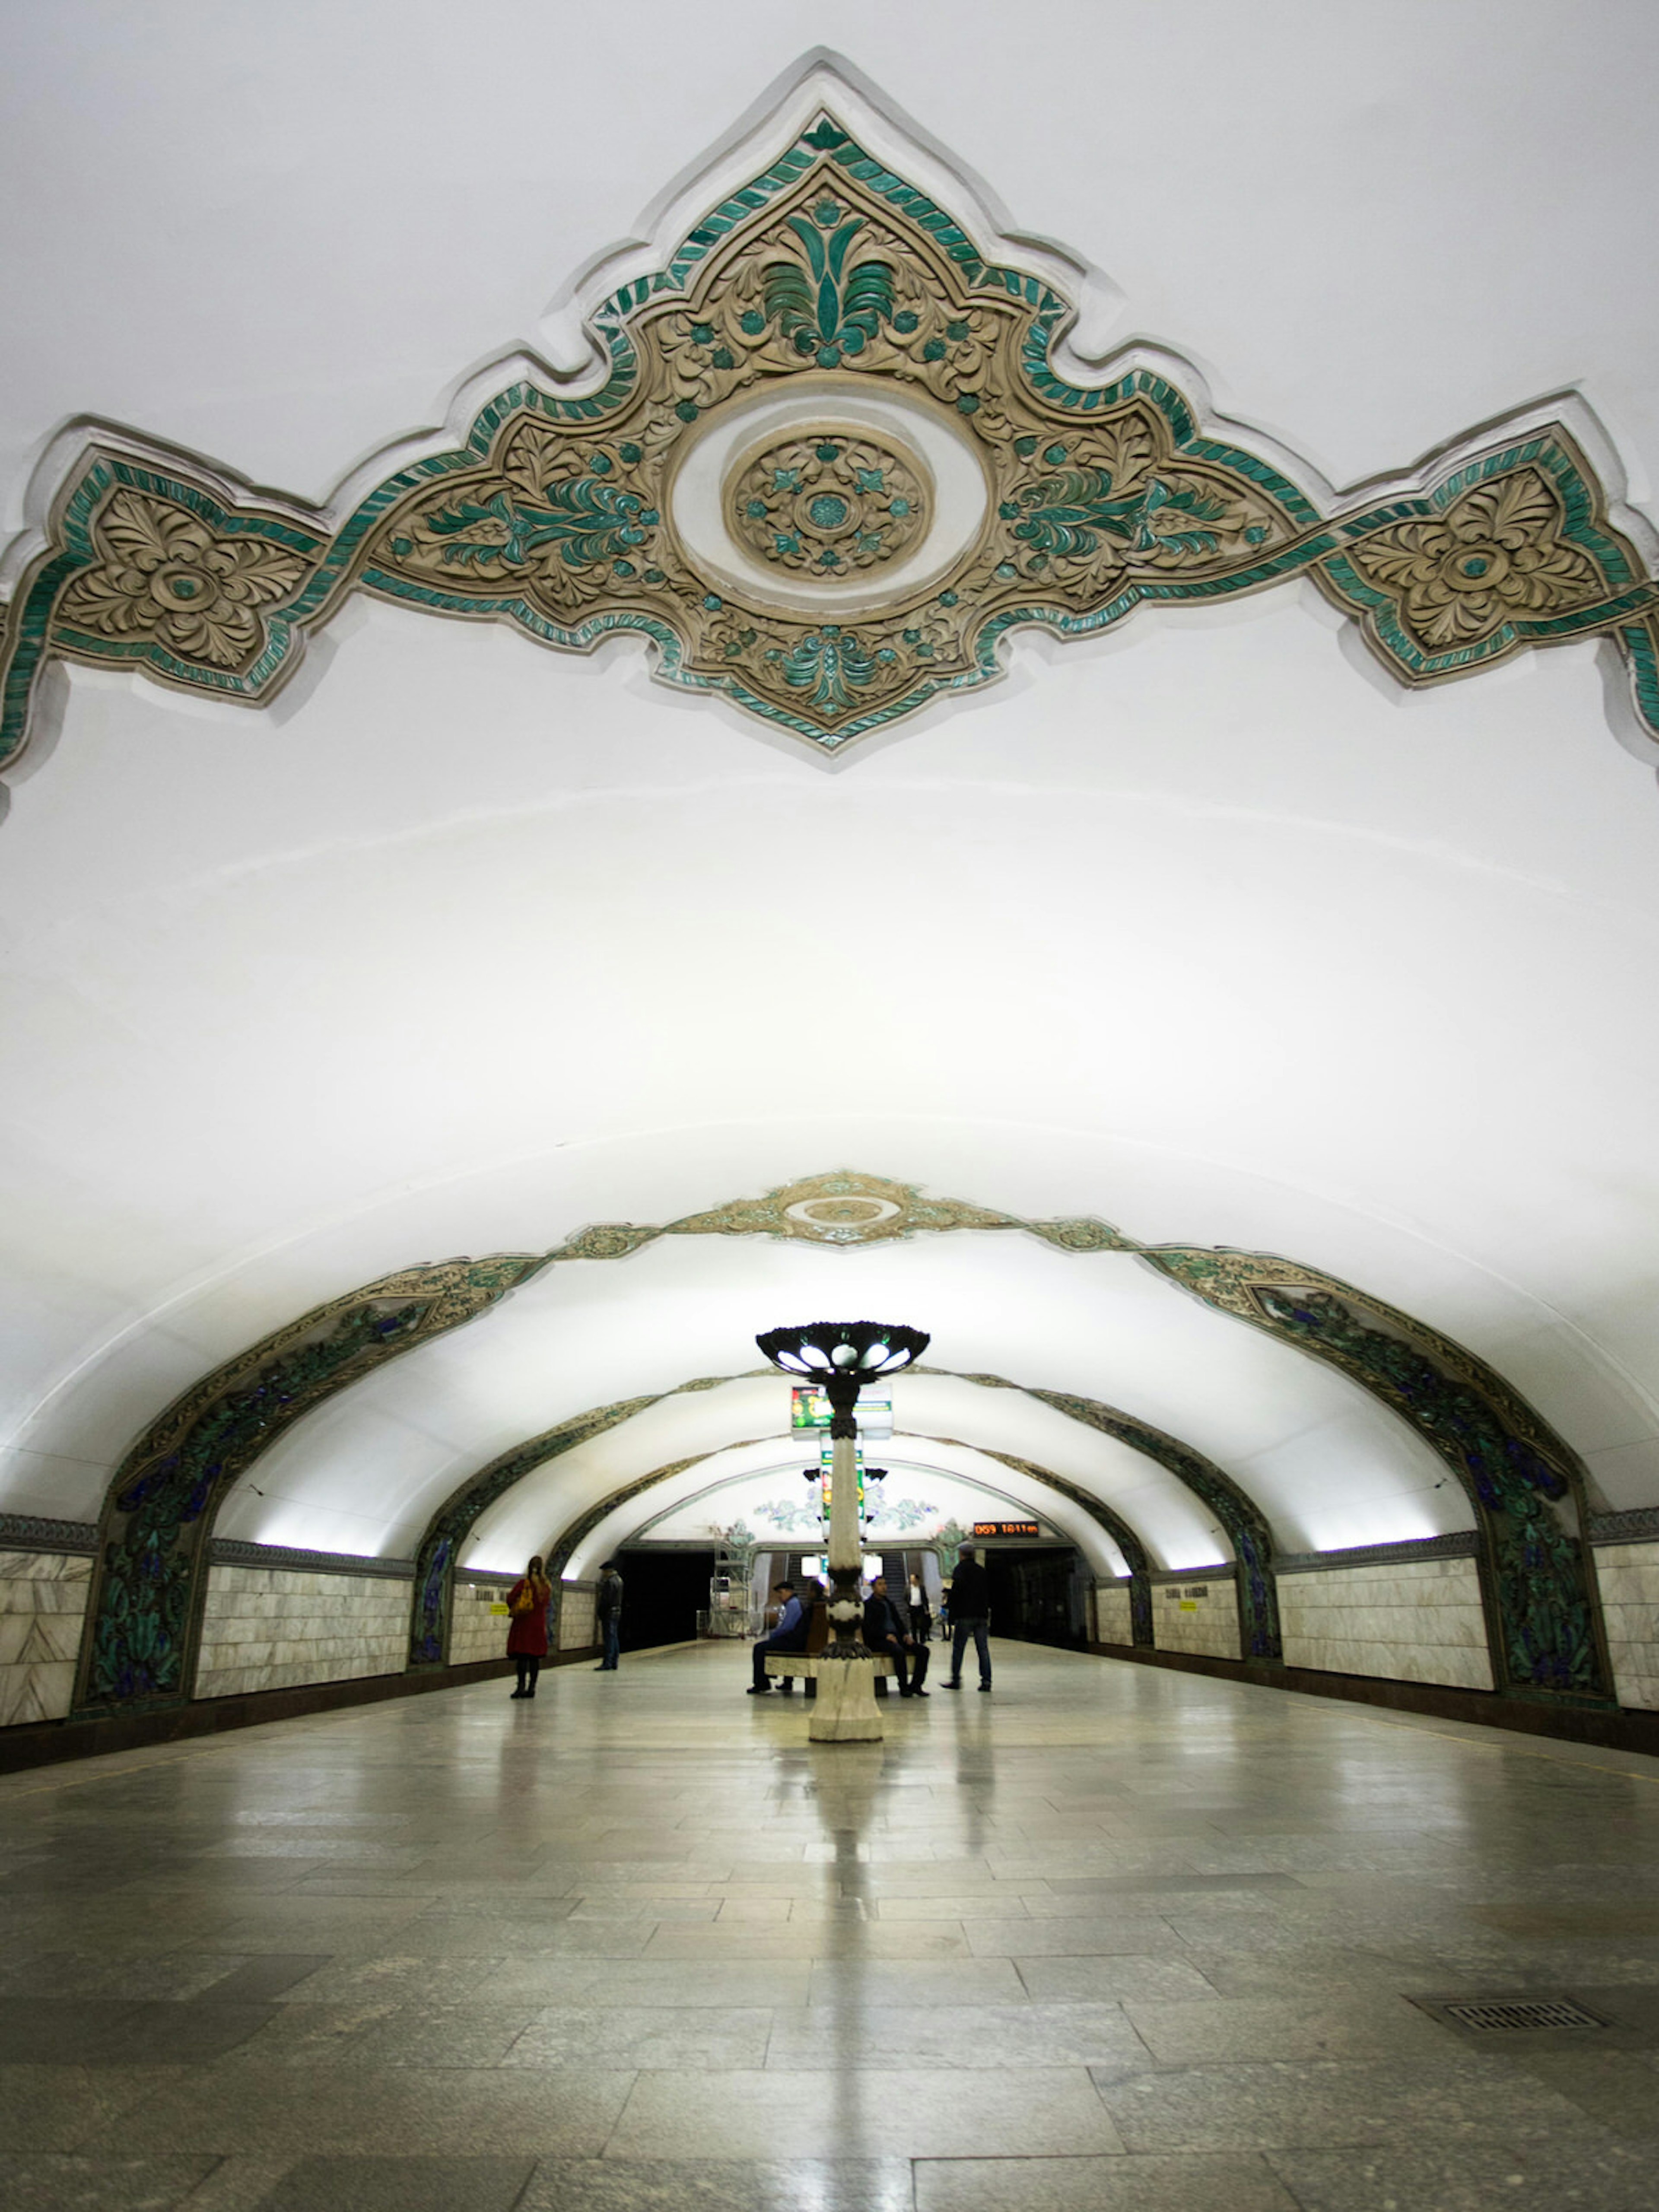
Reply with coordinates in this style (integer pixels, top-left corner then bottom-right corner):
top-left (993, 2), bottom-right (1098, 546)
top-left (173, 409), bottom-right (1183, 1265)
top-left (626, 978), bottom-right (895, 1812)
top-left (1278, 1555), bottom-right (1493, 1691)
top-left (0, 1549), bottom-right (92, 1725)
top-left (1152, 1579), bottom-right (1242, 1661)
top-left (559, 1582), bottom-right (597, 1651)
top-left (1093, 1580), bottom-right (1133, 1646)
top-left (1593, 1541), bottom-right (1659, 1710)
top-left (194, 1564), bottom-right (409, 1698)
top-left (451, 1580), bottom-right (513, 1665)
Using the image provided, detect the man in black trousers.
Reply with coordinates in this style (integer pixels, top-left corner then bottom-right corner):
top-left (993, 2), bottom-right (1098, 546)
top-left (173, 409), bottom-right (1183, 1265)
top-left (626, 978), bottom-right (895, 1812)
top-left (863, 1575), bottom-right (928, 1697)
top-left (944, 1545), bottom-right (992, 1691)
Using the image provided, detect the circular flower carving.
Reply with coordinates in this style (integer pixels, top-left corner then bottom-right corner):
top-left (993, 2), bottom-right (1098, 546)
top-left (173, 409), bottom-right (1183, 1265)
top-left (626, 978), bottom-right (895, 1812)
top-left (57, 490), bottom-right (311, 670)
top-left (1348, 470), bottom-right (1602, 652)
top-left (726, 431), bottom-right (928, 578)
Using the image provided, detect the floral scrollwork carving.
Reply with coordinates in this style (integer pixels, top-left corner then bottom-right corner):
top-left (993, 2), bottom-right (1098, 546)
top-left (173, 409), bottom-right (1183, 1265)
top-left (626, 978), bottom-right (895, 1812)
top-left (5, 102), bottom-right (1658, 761)
top-left (56, 488), bottom-right (315, 671)
top-left (1344, 468), bottom-right (1604, 652)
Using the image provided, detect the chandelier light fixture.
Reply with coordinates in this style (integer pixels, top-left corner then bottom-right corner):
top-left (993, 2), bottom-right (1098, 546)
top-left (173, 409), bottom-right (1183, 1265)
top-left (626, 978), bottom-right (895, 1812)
top-left (756, 1321), bottom-right (928, 1681)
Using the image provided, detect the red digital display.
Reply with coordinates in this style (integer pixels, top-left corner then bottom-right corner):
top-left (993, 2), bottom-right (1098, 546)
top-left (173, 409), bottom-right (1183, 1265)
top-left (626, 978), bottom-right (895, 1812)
top-left (972, 1520), bottom-right (1040, 1538)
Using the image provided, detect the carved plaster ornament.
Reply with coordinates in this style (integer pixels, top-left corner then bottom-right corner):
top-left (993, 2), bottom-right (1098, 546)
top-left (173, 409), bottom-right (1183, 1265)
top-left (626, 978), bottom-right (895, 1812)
top-left (3, 58), bottom-right (1657, 769)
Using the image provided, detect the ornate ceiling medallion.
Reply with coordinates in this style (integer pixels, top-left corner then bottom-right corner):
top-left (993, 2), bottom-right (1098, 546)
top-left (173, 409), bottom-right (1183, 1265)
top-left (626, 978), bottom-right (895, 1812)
top-left (725, 426), bottom-right (929, 579)
top-left (2, 58), bottom-right (1657, 769)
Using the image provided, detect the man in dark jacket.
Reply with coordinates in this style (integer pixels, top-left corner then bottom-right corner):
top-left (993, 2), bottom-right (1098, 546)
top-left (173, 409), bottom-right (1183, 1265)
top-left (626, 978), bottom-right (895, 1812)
top-left (863, 1576), bottom-right (928, 1697)
top-left (595, 1560), bottom-right (624, 1670)
top-left (944, 1545), bottom-right (992, 1691)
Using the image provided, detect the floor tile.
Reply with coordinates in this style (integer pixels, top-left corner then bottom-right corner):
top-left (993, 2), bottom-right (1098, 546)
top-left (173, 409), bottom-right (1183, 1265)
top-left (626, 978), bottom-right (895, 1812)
top-left (507, 2005), bottom-right (772, 2069)
top-left (0, 2066), bottom-right (175, 2151)
top-left (916, 2151), bottom-right (1301, 2211)
top-left (247, 2155), bottom-right (535, 2211)
top-left (0, 2001), bottom-right (276, 2067)
top-left (965, 1916), bottom-right (1183, 1957)
top-left (519, 2159), bottom-right (914, 2211)
top-left (0, 2155), bottom-right (217, 2210)
top-left (1094, 2053), bottom-right (1599, 2151)
top-left (80, 2066), bottom-right (637, 2156)
top-left (1264, 2135), bottom-right (1653, 2210)
top-left (804, 1957), bottom-right (1027, 2006)
top-left (607, 2065), bottom-right (1125, 2158)
top-left (765, 2000), bottom-right (1149, 2070)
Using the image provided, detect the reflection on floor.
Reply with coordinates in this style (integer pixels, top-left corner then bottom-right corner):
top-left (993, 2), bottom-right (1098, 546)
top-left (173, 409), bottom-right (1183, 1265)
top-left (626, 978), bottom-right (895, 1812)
top-left (3, 1639), bottom-right (1659, 2210)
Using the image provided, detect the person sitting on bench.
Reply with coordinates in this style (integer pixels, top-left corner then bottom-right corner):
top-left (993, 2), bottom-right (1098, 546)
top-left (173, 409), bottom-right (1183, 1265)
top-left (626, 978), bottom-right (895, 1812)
top-left (863, 1575), bottom-right (929, 1697)
top-left (749, 1579), bottom-right (809, 1693)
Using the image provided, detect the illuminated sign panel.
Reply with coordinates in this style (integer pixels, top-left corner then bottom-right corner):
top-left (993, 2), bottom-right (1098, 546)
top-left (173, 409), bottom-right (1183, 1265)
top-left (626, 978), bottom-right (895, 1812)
top-left (790, 1386), bottom-right (892, 1439)
top-left (972, 1520), bottom-right (1042, 1539)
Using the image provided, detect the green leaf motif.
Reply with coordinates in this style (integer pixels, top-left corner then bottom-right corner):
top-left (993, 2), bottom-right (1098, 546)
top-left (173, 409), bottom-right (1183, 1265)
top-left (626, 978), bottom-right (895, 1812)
top-left (762, 209), bottom-right (896, 369)
top-left (422, 473), bottom-right (651, 575)
top-left (782, 626), bottom-right (876, 713)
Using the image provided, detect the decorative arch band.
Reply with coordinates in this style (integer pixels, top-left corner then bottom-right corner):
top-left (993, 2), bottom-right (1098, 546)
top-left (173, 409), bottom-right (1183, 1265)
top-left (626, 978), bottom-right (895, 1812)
top-left (66, 1168), bottom-right (1611, 1716)
top-left (3, 93), bottom-right (1657, 767)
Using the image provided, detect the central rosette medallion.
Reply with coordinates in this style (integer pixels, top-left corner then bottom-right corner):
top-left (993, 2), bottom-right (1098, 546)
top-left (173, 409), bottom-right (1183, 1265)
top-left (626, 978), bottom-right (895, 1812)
top-left (726, 430), bottom-right (929, 578)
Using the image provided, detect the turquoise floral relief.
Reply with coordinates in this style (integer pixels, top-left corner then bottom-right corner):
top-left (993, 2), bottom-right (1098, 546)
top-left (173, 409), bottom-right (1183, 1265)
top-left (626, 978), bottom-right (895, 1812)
top-left (2, 105), bottom-right (1656, 760)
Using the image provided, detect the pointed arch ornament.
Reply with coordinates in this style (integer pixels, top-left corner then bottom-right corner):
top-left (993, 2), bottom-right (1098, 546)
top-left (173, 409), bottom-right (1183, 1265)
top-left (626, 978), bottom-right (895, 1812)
top-left (4, 61), bottom-right (1659, 768)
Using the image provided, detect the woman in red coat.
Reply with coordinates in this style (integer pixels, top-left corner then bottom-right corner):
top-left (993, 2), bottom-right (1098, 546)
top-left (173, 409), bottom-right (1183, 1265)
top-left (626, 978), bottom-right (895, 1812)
top-left (506, 1555), bottom-right (553, 1698)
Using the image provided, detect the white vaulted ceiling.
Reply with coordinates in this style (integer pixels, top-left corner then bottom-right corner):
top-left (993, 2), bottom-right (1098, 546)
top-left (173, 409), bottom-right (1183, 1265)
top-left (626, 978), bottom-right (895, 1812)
top-left (3, 3), bottom-right (1659, 1571)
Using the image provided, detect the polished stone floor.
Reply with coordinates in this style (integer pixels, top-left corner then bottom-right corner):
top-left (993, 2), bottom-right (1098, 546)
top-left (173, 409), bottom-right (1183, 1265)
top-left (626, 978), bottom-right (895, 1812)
top-left (4, 1641), bottom-right (1659, 2211)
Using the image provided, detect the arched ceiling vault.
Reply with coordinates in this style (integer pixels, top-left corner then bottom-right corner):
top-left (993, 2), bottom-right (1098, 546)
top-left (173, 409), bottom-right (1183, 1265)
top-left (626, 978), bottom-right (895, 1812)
top-left (2, 26), bottom-right (1657, 1733)
top-left (56, 1170), bottom-right (1605, 1716)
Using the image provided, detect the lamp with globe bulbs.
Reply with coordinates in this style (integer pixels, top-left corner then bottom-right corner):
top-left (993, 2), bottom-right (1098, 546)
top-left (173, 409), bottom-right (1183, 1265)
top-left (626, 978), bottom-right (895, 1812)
top-left (755, 1321), bottom-right (928, 1660)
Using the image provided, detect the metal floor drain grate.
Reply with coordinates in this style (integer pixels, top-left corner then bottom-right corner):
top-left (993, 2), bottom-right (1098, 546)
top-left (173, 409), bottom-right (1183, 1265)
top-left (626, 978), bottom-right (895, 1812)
top-left (1437, 1997), bottom-right (1611, 2034)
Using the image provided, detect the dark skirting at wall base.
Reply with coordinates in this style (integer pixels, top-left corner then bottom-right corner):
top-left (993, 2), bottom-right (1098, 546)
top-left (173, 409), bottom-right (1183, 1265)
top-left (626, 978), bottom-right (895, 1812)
top-left (1089, 1641), bottom-right (1659, 1757)
top-left (0, 1645), bottom-right (601, 1776)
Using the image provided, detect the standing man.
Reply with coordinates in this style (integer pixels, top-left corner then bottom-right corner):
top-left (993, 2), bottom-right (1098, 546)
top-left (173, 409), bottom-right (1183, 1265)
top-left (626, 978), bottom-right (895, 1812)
top-left (864, 1576), bottom-right (928, 1697)
top-left (749, 1579), bottom-right (807, 1693)
top-left (944, 1545), bottom-right (992, 1692)
top-left (595, 1558), bottom-right (624, 1671)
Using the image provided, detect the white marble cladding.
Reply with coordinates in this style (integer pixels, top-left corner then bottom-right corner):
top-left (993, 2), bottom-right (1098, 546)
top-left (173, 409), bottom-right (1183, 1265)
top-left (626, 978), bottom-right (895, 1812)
top-left (1278, 1555), bottom-right (1493, 1691)
top-left (559, 1582), bottom-right (597, 1651)
top-left (1093, 1580), bottom-right (1134, 1646)
top-left (451, 1580), bottom-right (512, 1666)
top-left (0, 1549), bottom-right (91, 1726)
top-left (1153, 1578), bottom-right (1241, 1661)
top-left (195, 1564), bottom-right (408, 1699)
top-left (1593, 1540), bottom-right (1659, 1710)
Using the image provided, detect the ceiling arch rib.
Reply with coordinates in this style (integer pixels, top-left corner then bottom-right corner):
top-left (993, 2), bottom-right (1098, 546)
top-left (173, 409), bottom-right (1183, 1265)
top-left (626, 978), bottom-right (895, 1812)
top-left (922, 1369), bottom-right (1279, 1661)
top-left (424, 1360), bottom-right (1231, 1665)
top-left (1144, 1246), bottom-right (1611, 1704)
top-left (59, 1167), bottom-right (1599, 1719)
top-left (407, 1373), bottom-right (770, 1668)
top-left (545, 1436), bottom-right (1131, 1592)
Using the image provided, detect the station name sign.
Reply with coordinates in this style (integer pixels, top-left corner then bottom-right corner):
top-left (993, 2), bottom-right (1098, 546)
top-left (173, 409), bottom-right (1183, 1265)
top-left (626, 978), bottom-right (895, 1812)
top-left (972, 1520), bottom-right (1041, 1539)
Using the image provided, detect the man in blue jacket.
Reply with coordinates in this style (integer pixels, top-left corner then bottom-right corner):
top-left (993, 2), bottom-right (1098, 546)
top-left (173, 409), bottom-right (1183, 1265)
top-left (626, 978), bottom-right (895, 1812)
top-left (749, 1580), bottom-right (808, 1693)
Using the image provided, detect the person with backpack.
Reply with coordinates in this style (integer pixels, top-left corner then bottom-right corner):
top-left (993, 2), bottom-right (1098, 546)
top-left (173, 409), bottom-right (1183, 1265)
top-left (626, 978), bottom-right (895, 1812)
top-left (595, 1559), bottom-right (625, 1670)
top-left (506, 1554), bottom-right (553, 1698)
